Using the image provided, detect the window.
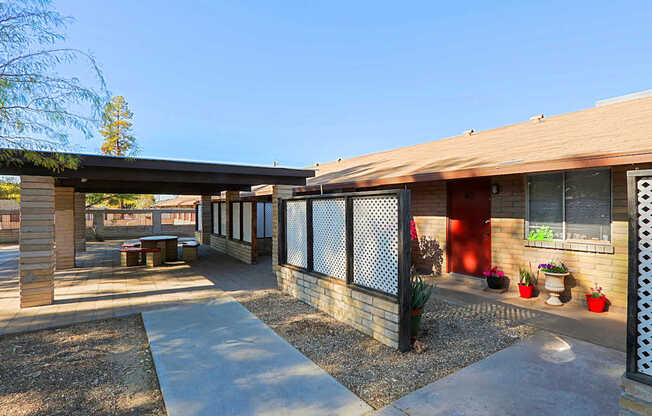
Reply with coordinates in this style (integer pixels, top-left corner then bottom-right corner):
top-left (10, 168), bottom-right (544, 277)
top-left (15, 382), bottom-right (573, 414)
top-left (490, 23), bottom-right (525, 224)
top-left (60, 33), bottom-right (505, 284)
top-left (196, 204), bottom-right (201, 231)
top-left (527, 169), bottom-right (611, 242)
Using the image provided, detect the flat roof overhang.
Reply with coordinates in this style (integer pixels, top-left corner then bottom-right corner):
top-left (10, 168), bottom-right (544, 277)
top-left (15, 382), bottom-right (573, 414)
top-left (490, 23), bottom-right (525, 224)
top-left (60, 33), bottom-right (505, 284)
top-left (0, 150), bottom-right (315, 194)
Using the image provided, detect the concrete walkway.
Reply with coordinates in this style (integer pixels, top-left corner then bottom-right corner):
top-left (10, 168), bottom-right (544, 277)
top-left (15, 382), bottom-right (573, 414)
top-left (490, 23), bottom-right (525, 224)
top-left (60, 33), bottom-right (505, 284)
top-left (142, 297), bottom-right (372, 416)
top-left (373, 331), bottom-right (625, 416)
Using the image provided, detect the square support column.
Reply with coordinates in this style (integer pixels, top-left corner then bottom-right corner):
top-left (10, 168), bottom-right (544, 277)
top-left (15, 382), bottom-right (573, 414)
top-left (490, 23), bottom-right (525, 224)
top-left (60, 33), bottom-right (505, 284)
top-left (55, 187), bottom-right (75, 270)
top-left (271, 185), bottom-right (294, 272)
top-left (19, 176), bottom-right (55, 308)
top-left (74, 192), bottom-right (86, 253)
top-left (199, 195), bottom-right (212, 244)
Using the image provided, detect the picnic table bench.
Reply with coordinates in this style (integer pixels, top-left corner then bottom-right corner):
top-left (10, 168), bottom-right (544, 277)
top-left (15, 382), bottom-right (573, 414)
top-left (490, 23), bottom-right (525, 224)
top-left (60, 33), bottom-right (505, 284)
top-left (120, 247), bottom-right (162, 267)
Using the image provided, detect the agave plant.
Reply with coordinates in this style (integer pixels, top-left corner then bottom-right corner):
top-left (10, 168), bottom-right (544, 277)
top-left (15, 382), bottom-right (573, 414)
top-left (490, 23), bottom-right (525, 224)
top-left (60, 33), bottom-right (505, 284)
top-left (411, 267), bottom-right (435, 311)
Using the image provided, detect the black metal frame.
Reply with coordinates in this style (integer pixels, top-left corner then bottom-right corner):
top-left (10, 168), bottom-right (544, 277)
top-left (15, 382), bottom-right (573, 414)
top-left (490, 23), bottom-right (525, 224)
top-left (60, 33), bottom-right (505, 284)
top-left (278, 188), bottom-right (412, 351)
top-left (626, 169), bottom-right (652, 385)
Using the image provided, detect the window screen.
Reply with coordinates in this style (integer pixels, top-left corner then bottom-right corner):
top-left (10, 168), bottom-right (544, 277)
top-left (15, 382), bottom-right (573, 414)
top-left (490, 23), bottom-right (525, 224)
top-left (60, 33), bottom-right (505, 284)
top-left (243, 202), bottom-right (252, 242)
top-left (220, 202), bottom-right (226, 236)
top-left (565, 169), bottom-right (611, 241)
top-left (212, 202), bottom-right (219, 234)
top-left (528, 173), bottom-right (563, 239)
top-left (257, 202), bottom-right (265, 238)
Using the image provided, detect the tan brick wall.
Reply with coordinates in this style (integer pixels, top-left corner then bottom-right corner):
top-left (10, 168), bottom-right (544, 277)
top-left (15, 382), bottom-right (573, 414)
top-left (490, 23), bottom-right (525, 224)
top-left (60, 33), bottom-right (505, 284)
top-left (209, 234), bottom-right (253, 264)
top-left (620, 376), bottom-right (652, 415)
top-left (0, 229), bottom-right (18, 243)
top-left (276, 265), bottom-right (400, 349)
top-left (490, 167), bottom-right (631, 308)
top-left (19, 176), bottom-right (55, 308)
top-left (408, 181), bottom-right (447, 275)
top-left (55, 187), bottom-right (75, 270)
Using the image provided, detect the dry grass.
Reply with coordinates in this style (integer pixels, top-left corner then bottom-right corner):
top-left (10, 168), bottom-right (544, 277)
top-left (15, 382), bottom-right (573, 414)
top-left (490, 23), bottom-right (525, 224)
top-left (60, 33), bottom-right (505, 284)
top-left (0, 315), bottom-right (165, 416)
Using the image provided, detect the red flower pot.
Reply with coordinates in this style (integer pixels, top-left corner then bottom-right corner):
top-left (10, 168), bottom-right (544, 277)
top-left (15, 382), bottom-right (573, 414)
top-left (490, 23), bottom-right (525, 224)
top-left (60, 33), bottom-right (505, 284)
top-left (586, 294), bottom-right (607, 313)
top-left (518, 284), bottom-right (533, 299)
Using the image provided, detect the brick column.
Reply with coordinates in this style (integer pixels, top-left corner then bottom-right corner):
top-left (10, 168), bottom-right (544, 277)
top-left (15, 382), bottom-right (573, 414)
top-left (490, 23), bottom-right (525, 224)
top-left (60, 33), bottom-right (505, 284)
top-left (73, 192), bottom-right (86, 253)
top-left (55, 187), bottom-right (75, 270)
top-left (199, 195), bottom-right (212, 244)
top-left (19, 176), bottom-right (55, 308)
top-left (224, 191), bottom-right (240, 240)
top-left (271, 185), bottom-right (294, 271)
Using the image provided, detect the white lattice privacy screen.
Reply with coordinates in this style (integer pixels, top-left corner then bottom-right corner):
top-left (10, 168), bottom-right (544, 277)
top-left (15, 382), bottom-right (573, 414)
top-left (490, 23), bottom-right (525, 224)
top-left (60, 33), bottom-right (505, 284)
top-left (313, 199), bottom-right (347, 280)
top-left (232, 202), bottom-right (241, 240)
top-left (352, 196), bottom-right (399, 295)
top-left (220, 203), bottom-right (226, 236)
top-left (286, 200), bottom-right (307, 268)
top-left (637, 177), bottom-right (652, 375)
top-left (243, 202), bottom-right (252, 242)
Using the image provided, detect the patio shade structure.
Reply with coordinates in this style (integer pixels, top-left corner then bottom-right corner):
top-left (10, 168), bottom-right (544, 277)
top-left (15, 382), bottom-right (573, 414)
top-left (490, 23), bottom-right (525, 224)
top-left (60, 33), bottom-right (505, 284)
top-left (3, 149), bottom-right (314, 308)
top-left (0, 150), bottom-right (314, 195)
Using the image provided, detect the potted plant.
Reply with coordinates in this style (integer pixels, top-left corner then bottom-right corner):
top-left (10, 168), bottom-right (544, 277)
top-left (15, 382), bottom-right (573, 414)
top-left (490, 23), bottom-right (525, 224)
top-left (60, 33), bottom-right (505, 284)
top-left (586, 283), bottom-right (608, 313)
top-left (538, 262), bottom-right (569, 306)
top-left (518, 265), bottom-right (534, 298)
top-left (483, 266), bottom-right (506, 289)
top-left (410, 266), bottom-right (435, 345)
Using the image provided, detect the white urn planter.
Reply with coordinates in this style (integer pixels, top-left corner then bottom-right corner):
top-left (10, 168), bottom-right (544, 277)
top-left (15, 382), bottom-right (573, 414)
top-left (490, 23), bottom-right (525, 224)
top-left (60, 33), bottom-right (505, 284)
top-left (543, 271), bottom-right (569, 306)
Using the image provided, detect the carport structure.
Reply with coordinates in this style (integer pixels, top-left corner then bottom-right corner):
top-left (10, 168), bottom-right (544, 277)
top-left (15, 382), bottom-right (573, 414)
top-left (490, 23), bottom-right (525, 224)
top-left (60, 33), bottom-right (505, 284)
top-left (1, 150), bottom-right (313, 308)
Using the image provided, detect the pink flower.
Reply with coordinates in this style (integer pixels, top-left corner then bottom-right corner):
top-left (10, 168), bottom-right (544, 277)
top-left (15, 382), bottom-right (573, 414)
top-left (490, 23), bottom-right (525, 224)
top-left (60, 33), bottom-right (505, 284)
top-left (497, 270), bottom-right (505, 277)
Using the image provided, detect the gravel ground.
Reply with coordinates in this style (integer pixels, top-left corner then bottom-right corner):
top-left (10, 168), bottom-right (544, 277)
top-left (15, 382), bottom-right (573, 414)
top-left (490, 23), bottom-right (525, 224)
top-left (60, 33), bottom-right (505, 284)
top-left (233, 289), bottom-right (535, 409)
top-left (0, 315), bottom-right (166, 416)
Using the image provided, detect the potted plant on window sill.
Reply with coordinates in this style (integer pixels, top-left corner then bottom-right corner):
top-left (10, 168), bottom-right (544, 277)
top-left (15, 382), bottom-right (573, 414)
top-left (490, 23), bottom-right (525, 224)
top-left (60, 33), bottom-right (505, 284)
top-left (539, 262), bottom-right (569, 306)
top-left (483, 266), bottom-right (506, 290)
top-left (586, 283), bottom-right (608, 313)
top-left (518, 265), bottom-right (535, 298)
top-left (410, 267), bottom-right (435, 345)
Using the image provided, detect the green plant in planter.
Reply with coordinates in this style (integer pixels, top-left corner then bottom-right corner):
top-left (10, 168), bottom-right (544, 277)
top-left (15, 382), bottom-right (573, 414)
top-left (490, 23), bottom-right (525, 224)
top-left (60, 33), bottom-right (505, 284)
top-left (527, 225), bottom-right (554, 241)
top-left (519, 265), bottom-right (534, 286)
top-left (410, 267), bottom-right (435, 343)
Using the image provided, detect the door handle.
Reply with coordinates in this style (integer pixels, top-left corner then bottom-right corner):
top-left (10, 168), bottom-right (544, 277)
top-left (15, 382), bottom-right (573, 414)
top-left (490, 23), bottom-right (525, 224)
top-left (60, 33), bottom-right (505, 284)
top-left (484, 219), bottom-right (490, 224)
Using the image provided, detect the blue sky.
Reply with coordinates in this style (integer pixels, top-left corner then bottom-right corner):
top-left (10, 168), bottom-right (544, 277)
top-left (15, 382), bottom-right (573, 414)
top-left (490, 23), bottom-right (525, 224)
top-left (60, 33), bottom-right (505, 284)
top-left (58, 1), bottom-right (652, 168)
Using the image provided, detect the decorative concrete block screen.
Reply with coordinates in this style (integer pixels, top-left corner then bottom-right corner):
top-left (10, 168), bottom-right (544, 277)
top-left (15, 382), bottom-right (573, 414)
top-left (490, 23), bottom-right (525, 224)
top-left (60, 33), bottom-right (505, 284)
top-left (277, 189), bottom-right (411, 351)
top-left (626, 171), bottom-right (652, 385)
top-left (313, 198), bottom-right (346, 280)
top-left (285, 200), bottom-right (307, 268)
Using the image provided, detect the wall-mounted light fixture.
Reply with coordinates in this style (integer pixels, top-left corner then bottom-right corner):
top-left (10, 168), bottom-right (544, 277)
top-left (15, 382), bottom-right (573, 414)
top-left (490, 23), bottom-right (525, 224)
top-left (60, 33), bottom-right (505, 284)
top-left (491, 183), bottom-right (500, 195)
top-left (80, 178), bottom-right (88, 183)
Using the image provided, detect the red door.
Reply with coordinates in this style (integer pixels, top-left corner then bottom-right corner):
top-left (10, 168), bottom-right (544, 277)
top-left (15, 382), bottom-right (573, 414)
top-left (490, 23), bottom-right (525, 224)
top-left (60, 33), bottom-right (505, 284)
top-left (448, 179), bottom-right (491, 277)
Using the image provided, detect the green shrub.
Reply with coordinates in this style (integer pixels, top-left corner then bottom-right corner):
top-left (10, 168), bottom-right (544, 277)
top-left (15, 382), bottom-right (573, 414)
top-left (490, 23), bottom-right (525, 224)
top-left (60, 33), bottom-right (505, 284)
top-left (527, 225), bottom-right (554, 241)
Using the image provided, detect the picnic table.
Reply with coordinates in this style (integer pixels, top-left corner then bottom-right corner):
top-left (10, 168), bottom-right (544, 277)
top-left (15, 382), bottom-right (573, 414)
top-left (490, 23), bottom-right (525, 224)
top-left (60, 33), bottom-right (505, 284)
top-left (140, 235), bottom-right (178, 262)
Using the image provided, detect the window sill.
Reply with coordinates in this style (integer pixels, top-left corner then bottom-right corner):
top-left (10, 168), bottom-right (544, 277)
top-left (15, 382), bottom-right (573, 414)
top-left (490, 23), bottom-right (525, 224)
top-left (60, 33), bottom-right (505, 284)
top-left (524, 240), bottom-right (614, 254)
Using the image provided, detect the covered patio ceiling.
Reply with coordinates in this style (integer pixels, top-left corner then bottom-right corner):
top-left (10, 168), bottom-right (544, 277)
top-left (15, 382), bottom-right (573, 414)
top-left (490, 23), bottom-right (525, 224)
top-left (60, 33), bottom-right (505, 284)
top-left (0, 150), bottom-right (315, 194)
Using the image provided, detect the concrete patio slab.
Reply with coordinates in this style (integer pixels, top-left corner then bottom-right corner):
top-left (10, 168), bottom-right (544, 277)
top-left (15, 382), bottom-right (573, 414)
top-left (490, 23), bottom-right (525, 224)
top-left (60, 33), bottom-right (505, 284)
top-left (372, 331), bottom-right (625, 416)
top-left (142, 297), bottom-right (372, 416)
